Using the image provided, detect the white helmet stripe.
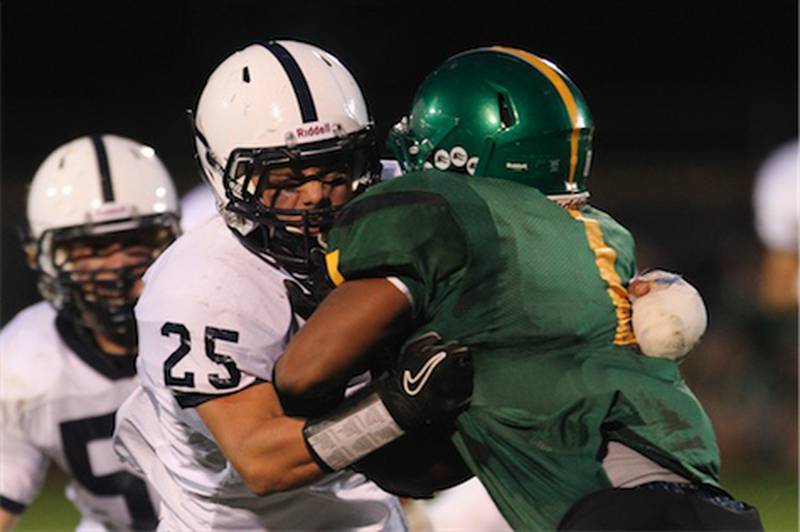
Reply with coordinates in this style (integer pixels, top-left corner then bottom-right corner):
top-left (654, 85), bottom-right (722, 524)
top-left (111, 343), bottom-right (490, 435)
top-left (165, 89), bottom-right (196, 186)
top-left (261, 41), bottom-right (318, 123)
top-left (91, 134), bottom-right (115, 201)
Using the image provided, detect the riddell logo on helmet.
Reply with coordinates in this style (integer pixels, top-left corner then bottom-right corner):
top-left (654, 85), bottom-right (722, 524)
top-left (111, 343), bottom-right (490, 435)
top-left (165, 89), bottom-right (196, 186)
top-left (92, 203), bottom-right (134, 221)
top-left (296, 123), bottom-right (332, 138)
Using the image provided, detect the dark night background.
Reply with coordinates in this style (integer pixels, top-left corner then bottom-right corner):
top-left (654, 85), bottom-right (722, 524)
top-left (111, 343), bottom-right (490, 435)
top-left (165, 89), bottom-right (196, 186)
top-left (2, 1), bottom-right (797, 318)
top-left (1, 0), bottom-right (798, 527)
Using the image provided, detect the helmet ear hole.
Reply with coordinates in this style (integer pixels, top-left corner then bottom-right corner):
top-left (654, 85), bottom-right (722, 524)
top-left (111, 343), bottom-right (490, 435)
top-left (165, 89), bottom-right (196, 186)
top-left (17, 222), bottom-right (39, 270)
top-left (497, 93), bottom-right (515, 129)
top-left (23, 240), bottom-right (38, 270)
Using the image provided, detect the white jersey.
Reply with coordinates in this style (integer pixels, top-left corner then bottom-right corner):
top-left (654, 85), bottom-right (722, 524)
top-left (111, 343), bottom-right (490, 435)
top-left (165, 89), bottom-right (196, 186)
top-left (0, 302), bottom-right (159, 530)
top-left (114, 215), bottom-right (405, 530)
top-left (179, 184), bottom-right (218, 233)
top-left (425, 478), bottom-right (511, 531)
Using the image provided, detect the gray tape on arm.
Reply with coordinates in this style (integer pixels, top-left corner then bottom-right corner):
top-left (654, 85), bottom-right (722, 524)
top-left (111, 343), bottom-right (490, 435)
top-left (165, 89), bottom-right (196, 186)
top-left (303, 390), bottom-right (405, 471)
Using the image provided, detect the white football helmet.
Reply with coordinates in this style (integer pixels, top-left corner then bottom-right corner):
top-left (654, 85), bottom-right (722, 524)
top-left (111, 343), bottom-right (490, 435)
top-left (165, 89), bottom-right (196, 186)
top-left (23, 134), bottom-right (181, 342)
top-left (191, 40), bottom-right (380, 274)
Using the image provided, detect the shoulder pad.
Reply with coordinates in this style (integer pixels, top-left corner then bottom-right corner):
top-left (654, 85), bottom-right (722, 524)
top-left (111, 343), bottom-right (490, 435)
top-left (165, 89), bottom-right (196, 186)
top-left (1, 303), bottom-right (64, 402)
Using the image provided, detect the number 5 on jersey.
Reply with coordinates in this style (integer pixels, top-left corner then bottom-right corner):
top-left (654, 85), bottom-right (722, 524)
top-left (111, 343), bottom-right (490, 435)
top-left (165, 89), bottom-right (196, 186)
top-left (161, 322), bottom-right (242, 389)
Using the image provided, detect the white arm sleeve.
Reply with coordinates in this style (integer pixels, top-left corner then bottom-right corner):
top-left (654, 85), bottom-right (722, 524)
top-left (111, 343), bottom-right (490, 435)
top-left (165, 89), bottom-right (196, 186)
top-left (0, 402), bottom-right (49, 513)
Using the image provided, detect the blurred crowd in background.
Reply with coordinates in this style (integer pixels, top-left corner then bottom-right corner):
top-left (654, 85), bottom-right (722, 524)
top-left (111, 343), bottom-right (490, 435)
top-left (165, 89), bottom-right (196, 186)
top-left (682, 139), bottom-right (797, 475)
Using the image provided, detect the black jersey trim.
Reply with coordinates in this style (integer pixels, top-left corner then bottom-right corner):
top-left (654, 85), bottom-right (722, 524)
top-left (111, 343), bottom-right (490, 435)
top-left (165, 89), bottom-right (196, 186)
top-left (55, 315), bottom-right (137, 380)
top-left (0, 496), bottom-right (26, 515)
top-left (261, 41), bottom-right (318, 123)
top-left (91, 134), bottom-right (115, 202)
top-left (174, 378), bottom-right (268, 408)
top-left (335, 191), bottom-right (448, 228)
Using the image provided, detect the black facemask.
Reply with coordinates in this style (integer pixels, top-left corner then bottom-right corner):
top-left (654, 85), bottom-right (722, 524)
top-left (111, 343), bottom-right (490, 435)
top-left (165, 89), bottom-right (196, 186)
top-left (27, 214), bottom-right (179, 350)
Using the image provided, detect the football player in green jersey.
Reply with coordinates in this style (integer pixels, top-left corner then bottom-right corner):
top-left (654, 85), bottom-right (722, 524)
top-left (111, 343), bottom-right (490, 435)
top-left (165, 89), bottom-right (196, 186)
top-left (273, 46), bottom-right (764, 530)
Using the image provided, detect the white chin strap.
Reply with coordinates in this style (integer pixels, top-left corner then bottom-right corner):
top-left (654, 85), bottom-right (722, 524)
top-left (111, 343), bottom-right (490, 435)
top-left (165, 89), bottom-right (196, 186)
top-left (547, 191), bottom-right (590, 209)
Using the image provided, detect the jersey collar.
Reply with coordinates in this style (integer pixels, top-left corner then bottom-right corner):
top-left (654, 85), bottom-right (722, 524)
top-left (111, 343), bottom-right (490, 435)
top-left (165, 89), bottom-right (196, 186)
top-left (55, 314), bottom-right (137, 380)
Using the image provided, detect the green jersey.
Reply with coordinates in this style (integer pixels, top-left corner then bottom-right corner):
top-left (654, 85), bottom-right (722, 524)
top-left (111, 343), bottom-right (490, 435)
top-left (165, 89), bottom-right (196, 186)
top-left (325, 171), bottom-right (720, 530)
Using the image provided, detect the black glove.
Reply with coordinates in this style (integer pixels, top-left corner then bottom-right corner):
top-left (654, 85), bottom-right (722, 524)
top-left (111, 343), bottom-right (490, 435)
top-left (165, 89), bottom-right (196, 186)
top-left (374, 331), bottom-right (473, 431)
top-left (350, 421), bottom-right (473, 498)
top-left (301, 332), bottom-right (473, 472)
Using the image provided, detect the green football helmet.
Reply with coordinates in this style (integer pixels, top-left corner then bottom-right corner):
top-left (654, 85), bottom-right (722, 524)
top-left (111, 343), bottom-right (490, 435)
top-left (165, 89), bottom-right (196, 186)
top-left (388, 46), bottom-right (594, 200)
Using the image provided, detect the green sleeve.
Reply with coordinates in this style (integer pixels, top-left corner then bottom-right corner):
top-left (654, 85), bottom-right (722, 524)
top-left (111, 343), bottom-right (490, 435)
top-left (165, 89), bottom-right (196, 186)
top-left (325, 188), bottom-right (468, 320)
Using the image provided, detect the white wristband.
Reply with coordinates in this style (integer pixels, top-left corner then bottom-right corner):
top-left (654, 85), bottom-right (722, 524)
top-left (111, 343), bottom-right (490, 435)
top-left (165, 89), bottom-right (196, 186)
top-left (304, 390), bottom-right (405, 470)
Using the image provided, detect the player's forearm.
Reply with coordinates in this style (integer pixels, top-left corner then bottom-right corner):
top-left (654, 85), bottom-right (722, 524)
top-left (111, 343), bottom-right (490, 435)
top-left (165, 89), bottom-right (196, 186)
top-left (0, 508), bottom-right (19, 531)
top-left (196, 384), bottom-right (326, 496)
top-left (233, 416), bottom-right (325, 495)
top-left (275, 278), bottom-right (411, 399)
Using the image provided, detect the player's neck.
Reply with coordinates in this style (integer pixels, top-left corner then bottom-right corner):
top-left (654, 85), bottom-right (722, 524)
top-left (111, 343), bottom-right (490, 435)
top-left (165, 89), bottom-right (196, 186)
top-left (93, 330), bottom-right (135, 357)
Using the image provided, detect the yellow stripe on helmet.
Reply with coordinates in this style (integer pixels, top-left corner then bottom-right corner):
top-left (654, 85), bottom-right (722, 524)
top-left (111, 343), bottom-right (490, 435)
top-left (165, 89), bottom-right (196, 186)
top-left (491, 45), bottom-right (581, 184)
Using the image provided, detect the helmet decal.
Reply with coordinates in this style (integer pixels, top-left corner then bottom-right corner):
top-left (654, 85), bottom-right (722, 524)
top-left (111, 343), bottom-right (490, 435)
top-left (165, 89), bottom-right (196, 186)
top-left (388, 45), bottom-right (593, 198)
top-left (261, 41), bottom-right (319, 123)
top-left (429, 146), bottom-right (478, 174)
top-left (450, 146), bottom-right (468, 167)
top-left (433, 149), bottom-right (450, 170)
top-left (90, 134), bottom-right (115, 201)
top-left (491, 45), bottom-right (583, 185)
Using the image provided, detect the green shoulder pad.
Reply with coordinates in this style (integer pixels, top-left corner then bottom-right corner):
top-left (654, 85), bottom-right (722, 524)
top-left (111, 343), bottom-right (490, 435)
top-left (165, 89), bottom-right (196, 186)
top-left (325, 173), bottom-right (468, 317)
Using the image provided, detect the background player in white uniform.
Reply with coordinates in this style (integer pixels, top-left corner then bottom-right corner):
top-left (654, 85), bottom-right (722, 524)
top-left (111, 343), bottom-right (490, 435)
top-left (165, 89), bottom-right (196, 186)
top-left (0, 135), bottom-right (180, 531)
top-left (752, 138), bottom-right (798, 312)
top-left (113, 41), bottom-right (406, 530)
top-left (177, 182), bottom-right (218, 233)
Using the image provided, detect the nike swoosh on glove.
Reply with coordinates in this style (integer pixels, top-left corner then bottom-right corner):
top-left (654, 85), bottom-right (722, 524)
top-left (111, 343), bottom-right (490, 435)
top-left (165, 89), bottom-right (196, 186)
top-left (375, 331), bottom-right (473, 431)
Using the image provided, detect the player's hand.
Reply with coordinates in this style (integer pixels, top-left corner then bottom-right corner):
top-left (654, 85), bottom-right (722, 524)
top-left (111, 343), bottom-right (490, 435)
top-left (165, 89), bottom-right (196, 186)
top-left (375, 332), bottom-right (473, 431)
top-left (301, 333), bottom-right (471, 472)
top-left (628, 270), bottom-right (707, 361)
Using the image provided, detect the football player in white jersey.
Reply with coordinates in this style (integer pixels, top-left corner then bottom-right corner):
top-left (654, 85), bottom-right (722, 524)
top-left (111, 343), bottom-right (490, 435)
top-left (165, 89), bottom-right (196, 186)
top-left (753, 138), bottom-right (798, 312)
top-left (112, 41), bottom-right (407, 530)
top-left (179, 158), bottom-right (402, 234)
top-left (0, 134), bottom-right (180, 531)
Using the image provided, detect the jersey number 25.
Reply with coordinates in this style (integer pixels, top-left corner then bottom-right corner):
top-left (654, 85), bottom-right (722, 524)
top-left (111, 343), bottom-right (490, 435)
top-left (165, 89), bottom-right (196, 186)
top-left (161, 322), bottom-right (242, 390)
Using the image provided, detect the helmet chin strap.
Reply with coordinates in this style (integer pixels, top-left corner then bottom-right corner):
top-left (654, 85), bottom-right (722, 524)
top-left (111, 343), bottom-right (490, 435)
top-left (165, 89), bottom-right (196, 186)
top-left (262, 225), bottom-right (332, 307)
top-left (283, 224), bottom-right (305, 236)
top-left (547, 192), bottom-right (590, 210)
top-left (266, 224), bottom-right (316, 273)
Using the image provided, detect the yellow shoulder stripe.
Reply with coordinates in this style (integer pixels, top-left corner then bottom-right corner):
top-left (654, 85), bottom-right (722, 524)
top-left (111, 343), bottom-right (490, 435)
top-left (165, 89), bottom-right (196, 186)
top-left (569, 209), bottom-right (636, 346)
top-left (325, 249), bottom-right (345, 286)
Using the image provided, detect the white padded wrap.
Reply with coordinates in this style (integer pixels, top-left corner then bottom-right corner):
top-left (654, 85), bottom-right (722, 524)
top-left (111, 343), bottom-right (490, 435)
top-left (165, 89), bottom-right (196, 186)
top-left (305, 391), bottom-right (404, 471)
top-left (630, 270), bottom-right (707, 361)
